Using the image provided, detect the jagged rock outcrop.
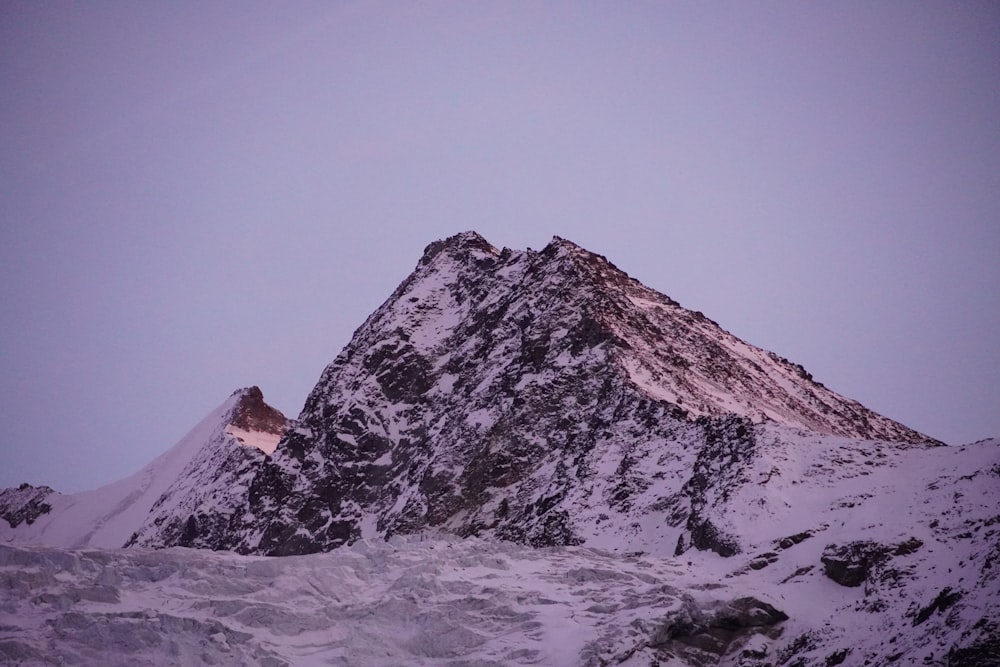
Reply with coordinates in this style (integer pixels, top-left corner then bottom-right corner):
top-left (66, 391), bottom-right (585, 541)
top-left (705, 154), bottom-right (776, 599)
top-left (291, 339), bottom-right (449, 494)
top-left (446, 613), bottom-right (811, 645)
top-left (647, 595), bottom-right (788, 664)
top-left (820, 537), bottom-right (923, 588)
top-left (228, 386), bottom-right (287, 435)
top-left (223, 386), bottom-right (289, 455)
top-left (0, 484), bottom-right (54, 528)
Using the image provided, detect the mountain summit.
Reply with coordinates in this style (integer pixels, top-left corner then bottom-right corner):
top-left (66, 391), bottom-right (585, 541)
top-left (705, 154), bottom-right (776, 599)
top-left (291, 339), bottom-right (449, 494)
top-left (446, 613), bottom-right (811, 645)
top-left (208, 232), bottom-right (937, 556)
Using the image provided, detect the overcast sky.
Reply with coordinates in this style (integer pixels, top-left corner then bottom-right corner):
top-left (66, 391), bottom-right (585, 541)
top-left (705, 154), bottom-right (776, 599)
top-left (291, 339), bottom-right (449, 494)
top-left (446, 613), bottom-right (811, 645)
top-left (2, 2), bottom-right (998, 492)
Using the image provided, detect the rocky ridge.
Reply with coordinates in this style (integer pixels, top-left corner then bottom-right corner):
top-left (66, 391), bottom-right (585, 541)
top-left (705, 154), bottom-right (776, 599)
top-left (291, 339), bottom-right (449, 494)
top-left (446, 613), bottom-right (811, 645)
top-left (0, 484), bottom-right (54, 529)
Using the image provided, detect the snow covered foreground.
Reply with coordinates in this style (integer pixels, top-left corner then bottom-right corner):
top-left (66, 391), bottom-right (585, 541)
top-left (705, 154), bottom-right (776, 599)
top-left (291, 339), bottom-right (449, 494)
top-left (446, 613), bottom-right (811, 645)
top-left (2, 432), bottom-right (998, 666)
top-left (2, 519), bottom-right (997, 667)
top-left (0, 536), bottom-right (714, 667)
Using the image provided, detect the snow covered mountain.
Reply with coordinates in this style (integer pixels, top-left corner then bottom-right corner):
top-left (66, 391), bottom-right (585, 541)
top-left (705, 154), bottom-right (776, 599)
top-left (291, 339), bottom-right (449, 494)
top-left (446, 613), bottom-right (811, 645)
top-left (1, 232), bottom-right (996, 666)
top-left (205, 231), bottom-right (939, 557)
top-left (0, 387), bottom-right (289, 549)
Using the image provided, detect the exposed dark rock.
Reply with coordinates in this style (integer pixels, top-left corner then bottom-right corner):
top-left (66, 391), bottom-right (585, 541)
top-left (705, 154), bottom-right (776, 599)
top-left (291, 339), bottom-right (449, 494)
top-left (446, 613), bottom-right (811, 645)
top-left (776, 531), bottom-right (813, 550)
top-left (680, 519), bottom-right (742, 558)
top-left (821, 541), bottom-right (888, 587)
top-left (0, 484), bottom-right (56, 528)
top-left (747, 552), bottom-right (780, 571)
top-left (780, 566), bottom-right (815, 584)
top-left (178, 515), bottom-right (198, 547)
top-left (650, 596), bottom-right (788, 662)
top-left (776, 632), bottom-right (818, 667)
top-left (893, 536), bottom-right (924, 556)
top-left (825, 648), bottom-right (850, 665)
top-left (821, 537), bottom-right (923, 588)
top-left (913, 587), bottom-right (963, 626)
top-left (674, 416), bottom-right (756, 557)
top-left (948, 629), bottom-right (1000, 667)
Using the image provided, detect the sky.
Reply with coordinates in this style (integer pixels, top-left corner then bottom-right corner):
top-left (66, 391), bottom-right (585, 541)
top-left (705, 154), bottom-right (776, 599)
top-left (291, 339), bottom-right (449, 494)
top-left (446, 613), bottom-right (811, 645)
top-left (2, 2), bottom-right (998, 493)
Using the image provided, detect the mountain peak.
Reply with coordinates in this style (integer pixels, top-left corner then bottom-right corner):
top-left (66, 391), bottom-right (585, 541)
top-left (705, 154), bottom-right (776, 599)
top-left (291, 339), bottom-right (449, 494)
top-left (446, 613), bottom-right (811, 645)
top-left (223, 232), bottom-right (941, 556)
top-left (223, 386), bottom-right (290, 456)
top-left (350, 233), bottom-right (934, 443)
top-left (544, 234), bottom-right (586, 253)
top-left (227, 386), bottom-right (288, 438)
top-left (419, 231), bottom-right (498, 266)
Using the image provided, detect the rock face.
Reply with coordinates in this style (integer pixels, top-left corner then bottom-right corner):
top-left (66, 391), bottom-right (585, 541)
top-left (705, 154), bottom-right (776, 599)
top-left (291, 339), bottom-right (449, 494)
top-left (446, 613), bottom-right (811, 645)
top-left (0, 484), bottom-right (54, 528)
top-left (649, 595), bottom-right (788, 664)
top-left (820, 537), bottom-right (923, 588)
top-left (223, 386), bottom-right (289, 455)
top-left (228, 386), bottom-right (287, 436)
top-left (201, 232), bottom-right (938, 556)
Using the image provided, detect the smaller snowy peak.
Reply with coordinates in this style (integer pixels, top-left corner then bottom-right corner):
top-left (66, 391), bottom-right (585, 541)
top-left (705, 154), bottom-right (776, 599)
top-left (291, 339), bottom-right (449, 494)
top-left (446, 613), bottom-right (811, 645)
top-left (1, 386), bottom-right (285, 549)
top-left (224, 386), bottom-right (291, 455)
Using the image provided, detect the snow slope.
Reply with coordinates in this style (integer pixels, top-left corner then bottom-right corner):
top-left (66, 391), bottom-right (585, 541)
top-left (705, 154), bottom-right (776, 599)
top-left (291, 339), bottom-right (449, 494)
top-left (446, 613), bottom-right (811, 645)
top-left (2, 480), bottom-right (997, 667)
top-left (0, 388), bottom-right (289, 549)
top-left (2, 438), bottom-right (995, 666)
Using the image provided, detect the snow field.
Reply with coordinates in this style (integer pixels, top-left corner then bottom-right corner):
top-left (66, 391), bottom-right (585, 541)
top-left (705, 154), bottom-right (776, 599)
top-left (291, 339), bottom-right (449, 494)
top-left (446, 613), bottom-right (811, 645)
top-left (0, 536), bottom-right (735, 667)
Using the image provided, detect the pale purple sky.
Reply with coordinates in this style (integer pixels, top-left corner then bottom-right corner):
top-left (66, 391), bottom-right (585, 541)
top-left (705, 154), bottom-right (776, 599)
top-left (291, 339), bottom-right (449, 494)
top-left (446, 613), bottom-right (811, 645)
top-left (2, 2), bottom-right (998, 492)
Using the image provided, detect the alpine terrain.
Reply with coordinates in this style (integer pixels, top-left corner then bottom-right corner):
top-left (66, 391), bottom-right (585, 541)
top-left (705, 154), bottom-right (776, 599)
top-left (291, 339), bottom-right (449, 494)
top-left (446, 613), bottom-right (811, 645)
top-left (1, 232), bottom-right (997, 667)
top-left (0, 387), bottom-right (290, 550)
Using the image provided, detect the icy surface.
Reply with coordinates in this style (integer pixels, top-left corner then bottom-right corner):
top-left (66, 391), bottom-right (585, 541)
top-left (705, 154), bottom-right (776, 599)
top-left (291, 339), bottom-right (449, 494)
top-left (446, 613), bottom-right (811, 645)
top-left (1, 537), bottom-right (693, 666)
top-left (2, 509), bottom-right (997, 667)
